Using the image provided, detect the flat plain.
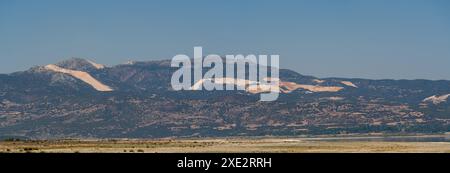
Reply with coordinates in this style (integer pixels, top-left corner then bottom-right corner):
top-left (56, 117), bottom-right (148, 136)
top-left (1, 136), bottom-right (450, 153)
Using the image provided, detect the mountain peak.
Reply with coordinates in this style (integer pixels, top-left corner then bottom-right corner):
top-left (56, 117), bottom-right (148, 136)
top-left (55, 57), bottom-right (105, 71)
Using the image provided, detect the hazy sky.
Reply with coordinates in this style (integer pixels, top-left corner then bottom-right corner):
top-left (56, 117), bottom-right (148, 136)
top-left (1, 0), bottom-right (450, 80)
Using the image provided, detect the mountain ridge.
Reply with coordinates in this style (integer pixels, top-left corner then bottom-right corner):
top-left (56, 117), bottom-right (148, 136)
top-left (5, 57), bottom-right (450, 81)
top-left (0, 58), bottom-right (449, 139)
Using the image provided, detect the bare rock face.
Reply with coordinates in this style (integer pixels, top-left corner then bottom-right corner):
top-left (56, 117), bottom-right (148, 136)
top-left (44, 64), bottom-right (113, 92)
top-left (423, 94), bottom-right (450, 104)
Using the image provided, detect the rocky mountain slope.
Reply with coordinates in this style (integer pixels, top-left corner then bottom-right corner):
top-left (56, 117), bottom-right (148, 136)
top-left (1, 58), bottom-right (449, 139)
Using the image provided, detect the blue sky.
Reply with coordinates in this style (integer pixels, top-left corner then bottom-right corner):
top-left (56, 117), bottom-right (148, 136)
top-left (1, 0), bottom-right (450, 80)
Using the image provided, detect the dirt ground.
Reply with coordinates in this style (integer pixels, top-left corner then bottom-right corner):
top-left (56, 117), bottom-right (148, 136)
top-left (1, 137), bottom-right (450, 153)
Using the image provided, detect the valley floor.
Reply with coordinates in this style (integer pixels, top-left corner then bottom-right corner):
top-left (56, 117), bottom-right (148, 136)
top-left (1, 136), bottom-right (450, 153)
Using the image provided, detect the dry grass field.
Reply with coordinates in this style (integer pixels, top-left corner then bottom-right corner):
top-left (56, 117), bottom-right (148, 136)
top-left (1, 137), bottom-right (450, 153)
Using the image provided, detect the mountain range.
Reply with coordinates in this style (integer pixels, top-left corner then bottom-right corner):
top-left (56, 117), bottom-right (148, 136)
top-left (1, 58), bottom-right (449, 139)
